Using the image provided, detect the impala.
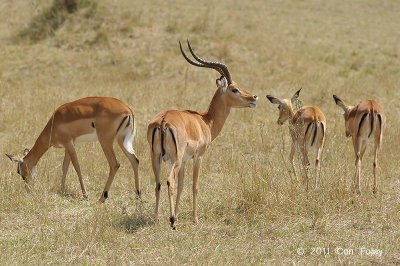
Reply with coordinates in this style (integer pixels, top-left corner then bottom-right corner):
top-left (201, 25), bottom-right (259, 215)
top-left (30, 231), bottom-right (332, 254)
top-left (147, 41), bottom-right (258, 229)
top-left (6, 97), bottom-right (140, 201)
top-left (333, 95), bottom-right (385, 194)
top-left (266, 89), bottom-right (326, 190)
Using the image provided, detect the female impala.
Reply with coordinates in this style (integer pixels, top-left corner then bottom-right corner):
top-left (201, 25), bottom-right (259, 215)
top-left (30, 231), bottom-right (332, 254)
top-left (266, 89), bottom-right (326, 190)
top-left (333, 95), bottom-right (385, 194)
top-left (6, 97), bottom-right (140, 202)
top-left (147, 41), bottom-right (258, 229)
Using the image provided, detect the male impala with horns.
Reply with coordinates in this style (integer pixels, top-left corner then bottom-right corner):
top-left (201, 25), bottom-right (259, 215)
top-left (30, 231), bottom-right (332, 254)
top-left (147, 41), bottom-right (258, 229)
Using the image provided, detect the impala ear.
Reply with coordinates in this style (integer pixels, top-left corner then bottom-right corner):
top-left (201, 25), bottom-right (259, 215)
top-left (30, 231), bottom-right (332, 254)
top-left (291, 88), bottom-right (301, 104)
top-left (333, 95), bottom-right (348, 112)
top-left (5, 153), bottom-right (22, 163)
top-left (216, 76), bottom-right (228, 93)
top-left (266, 95), bottom-right (283, 105)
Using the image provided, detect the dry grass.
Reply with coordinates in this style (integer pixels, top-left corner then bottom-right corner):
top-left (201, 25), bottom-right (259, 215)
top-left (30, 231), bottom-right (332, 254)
top-left (1, 0), bottom-right (400, 264)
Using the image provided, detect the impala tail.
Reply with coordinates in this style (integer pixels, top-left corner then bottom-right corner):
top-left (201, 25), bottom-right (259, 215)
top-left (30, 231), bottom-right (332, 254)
top-left (367, 107), bottom-right (373, 138)
top-left (304, 121), bottom-right (320, 147)
top-left (357, 107), bottom-right (379, 139)
top-left (151, 123), bottom-right (178, 162)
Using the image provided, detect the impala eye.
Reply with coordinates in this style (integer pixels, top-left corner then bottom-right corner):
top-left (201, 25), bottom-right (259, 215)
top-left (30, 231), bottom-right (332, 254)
top-left (232, 88), bottom-right (239, 93)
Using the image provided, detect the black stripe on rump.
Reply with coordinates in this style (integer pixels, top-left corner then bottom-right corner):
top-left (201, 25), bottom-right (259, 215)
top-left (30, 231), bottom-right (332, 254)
top-left (304, 122), bottom-right (313, 140)
top-left (321, 122), bottom-right (325, 139)
top-left (125, 115), bottom-right (131, 128)
top-left (358, 113), bottom-right (368, 136)
top-left (168, 128), bottom-right (178, 156)
top-left (151, 128), bottom-right (157, 153)
top-left (311, 122), bottom-right (318, 147)
top-left (368, 112), bottom-right (374, 138)
top-left (377, 114), bottom-right (382, 135)
top-left (116, 116), bottom-right (128, 133)
top-left (161, 128), bottom-right (165, 157)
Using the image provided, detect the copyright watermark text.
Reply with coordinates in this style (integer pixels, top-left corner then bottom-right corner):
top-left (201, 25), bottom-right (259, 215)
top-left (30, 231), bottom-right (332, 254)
top-left (296, 247), bottom-right (383, 257)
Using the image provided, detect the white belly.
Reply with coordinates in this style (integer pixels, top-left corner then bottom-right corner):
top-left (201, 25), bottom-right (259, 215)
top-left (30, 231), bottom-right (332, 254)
top-left (75, 132), bottom-right (98, 143)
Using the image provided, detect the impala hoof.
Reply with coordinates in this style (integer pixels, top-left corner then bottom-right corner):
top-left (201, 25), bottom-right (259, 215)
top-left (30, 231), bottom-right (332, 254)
top-left (136, 189), bottom-right (142, 200)
top-left (169, 216), bottom-right (176, 229)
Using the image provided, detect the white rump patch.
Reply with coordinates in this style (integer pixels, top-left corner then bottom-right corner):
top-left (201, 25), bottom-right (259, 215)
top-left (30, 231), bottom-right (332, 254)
top-left (123, 129), bottom-right (135, 154)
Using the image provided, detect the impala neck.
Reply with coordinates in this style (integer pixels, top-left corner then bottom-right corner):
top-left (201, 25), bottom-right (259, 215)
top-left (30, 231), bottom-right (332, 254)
top-left (203, 88), bottom-right (231, 141)
top-left (288, 105), bottom-right (296, 123)
top-left (23, 122), bottom-right (52, 168)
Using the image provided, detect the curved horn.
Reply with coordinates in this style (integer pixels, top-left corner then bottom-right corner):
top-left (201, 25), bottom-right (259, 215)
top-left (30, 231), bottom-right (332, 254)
top-left (187, 40), bottom-right (232, 85)
top-left (179, 40), bottom-right (233, 85)
top-left (179, 40), bottom-right (206, 68)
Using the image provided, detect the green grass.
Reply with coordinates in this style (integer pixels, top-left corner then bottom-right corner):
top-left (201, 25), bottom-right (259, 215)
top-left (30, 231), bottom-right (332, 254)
top-left (1, 0), bottom-right (399, 264)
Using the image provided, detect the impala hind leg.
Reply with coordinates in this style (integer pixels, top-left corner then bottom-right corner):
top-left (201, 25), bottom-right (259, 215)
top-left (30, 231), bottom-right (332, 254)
top-left (192, 156), bottom-right (203, 224)
top-left (150, 128), bottom-right (163, 221)
top-left (118, 133), bottom-right (140, 198)
top-left (151, 152), bottom-right (162, 221)
top-left (315, 129), bottom-right (325, 189)
top-left (167, 160), bottom-right (182, 229)
top-left (61, 149), bottom-right (70, 192)
top-left (372, 128), bottom-right (382, 195)
top-left (300, 143), bottom-right (310, 191)
top-left (353, 139), bottom-right (367, 194)
top-left (372, 146), bottom-right (379, 195)
top-left (98, 140), bottom-right (120, 203)
top-left (175, 162), bottom-right (185, 220)
top-left (289, 142), bottom-right (298, 180)
top-left (314, 147), bottom-right (323, 189)
top-left (64, 142), bottom-right (87, 199)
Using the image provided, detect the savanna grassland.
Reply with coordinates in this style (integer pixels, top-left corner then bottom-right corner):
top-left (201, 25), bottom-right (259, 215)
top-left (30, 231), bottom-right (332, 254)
top-left (1, 0), bottom-right (400, 264)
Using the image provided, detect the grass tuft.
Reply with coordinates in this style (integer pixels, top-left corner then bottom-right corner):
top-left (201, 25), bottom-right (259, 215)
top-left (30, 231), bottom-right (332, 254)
top-left (15, 0), bottom-right (97, 43)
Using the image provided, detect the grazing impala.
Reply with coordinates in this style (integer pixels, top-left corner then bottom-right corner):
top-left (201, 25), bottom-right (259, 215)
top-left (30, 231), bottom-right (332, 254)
top-left (147, 41), bottom-right (258, 229)
top-left (266, 89), bottom-right (326, 190)
top-left (6, 97), bottom-right (140, 201)
top-left (333, 95), bottom-right (385, 194)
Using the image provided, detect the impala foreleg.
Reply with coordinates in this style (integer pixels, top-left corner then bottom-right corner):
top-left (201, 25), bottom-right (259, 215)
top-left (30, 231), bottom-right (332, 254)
top-left (64, 142), bottom-right (87, 199)
top-left (192, 156), bottom-right (203, 224)
top-left (61, 150), bottom-right (70, 192)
